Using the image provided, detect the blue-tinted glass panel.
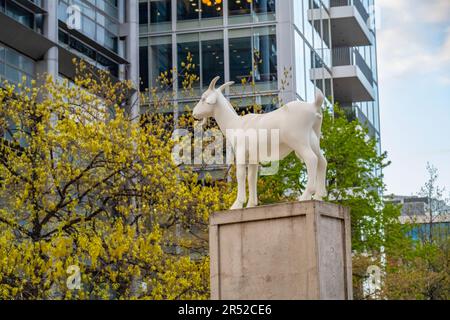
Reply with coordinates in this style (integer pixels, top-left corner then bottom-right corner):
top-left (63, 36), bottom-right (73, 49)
top-left (295, 32), bottom-right (306, 100)
top-left (139, 45), bottom-right (149, 91)
top-left (150, 40), bottom-right (172, 87)
top-left (178, 38), bottom-right (200, 88)
top-left (150, 0), bottom-right (171, 23)
top-left (202, 39), bottom-right (224, 89)
top-left (177, 0), bottom-right (199, 21)
top-left (229, 36), bottom-right (252, 84)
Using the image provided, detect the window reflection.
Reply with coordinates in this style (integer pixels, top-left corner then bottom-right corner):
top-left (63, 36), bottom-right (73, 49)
top-left (177, 32), bottom-right (224, 91)
top-left (0, 43), bottom-right (35, 87)
top-left (228, 0), bottom-right (275, 23)
top-left (229, 37), bottom-right (252, 85)
top-left (150, 0), bottom-right (171, 23)
top-left (229, 0), bottom-right (251, 16)
top-left (139, 1), bottom-right (148, 26)
top-left (229, 27), bottom-right (277, 91)
top-left (254, 0), bottom-right (276, 15)
top-left (177, 35), bottom-right (200, 88)
top-left (150, 37), bottom-right (173, 88)
top-left (295, 32), bottom-right (306, 100)
top-left (177, 0), bottom-right (223, 21)
top-left (3, 0), bottom-right (34, 29)
top-left (139, 44), bottom-right (149, 91)
top-left (202, 39), bottom-right (224, 88)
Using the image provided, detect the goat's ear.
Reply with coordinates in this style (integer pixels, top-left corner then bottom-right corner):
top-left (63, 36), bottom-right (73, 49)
top-left (209, 76), bottom-right (220, 90)
top-left (218, 81), bottom-right (235, 92)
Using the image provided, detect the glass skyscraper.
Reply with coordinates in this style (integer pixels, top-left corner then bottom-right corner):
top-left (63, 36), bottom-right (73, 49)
top-left (0, 0), bottom-right (381, 150)
top-left (138, 0), bottom-right (381, 151)
top-left (0, 0), bottom-right (139, 115)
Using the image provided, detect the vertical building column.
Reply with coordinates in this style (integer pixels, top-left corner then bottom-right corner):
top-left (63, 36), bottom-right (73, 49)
top-left (36, 0), bottom-right (59, 81)
top-left (276, 0), bottom-right (296, 104)
top-left (125, 0), bottom-right (140, 119)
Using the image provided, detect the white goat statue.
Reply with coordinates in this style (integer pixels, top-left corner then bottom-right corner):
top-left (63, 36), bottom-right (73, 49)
top-left (193, 76), bottom-right (327, 210)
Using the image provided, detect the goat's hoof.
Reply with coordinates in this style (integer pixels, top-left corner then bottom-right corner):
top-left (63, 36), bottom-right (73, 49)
top-left (230, 201), bottom-right (245, 210)
top-left (312, 195), bottom-right (323, 201)
top-left (299, 193), bottom-right (312, 202)
top-left (246, 202), bottom-right (258, 209)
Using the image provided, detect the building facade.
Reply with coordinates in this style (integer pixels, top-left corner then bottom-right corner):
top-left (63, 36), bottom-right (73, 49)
top-left (386, 195), bottom-right (450, 243)
top-left (0, 0), bottom-right (381, 149)
top-left (0, 0), bottom-right (139, 114)
top-left (138, 0), bottom-right (381, 152)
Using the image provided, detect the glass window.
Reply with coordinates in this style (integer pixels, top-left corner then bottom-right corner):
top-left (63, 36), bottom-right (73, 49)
top-left (0, 63), bottom-right (4, 82)
top-left (253, 32), bottom-right (277, 84)
top-left (83, 16), bottom-right (96, 39)
top-left (229, 0), bottom-right (251, 17)
top-left (231, 95), bottom-right (278, 114)
top-left (177, 0), bottom-right (198, 21)
top-left (6, 0), bottom-right (34, 29)
top-left (201, 32), bottom-right (224, 89)
top-left (229, 35), bottom-right (253, 85)
top-left (5, 48), bottom-right (34, 75)
top-left (97, 53), bottom-right (118, 76)
top-left (139, 41), bottom-right (149, 91)
top-left (303, 0), bottom-right (313, 45)
top-left (5, 65), bottom-right (21, 84)
top-left (69, 37), bottom-right (96, 61)
top-left (177, 33), bottom-right (200, 90)
top-left (228, 0), bottom-right (275, 24)
top-left (202, 0), bottom-right (223, 19)
top-left (254, 0), bottom-right (276, 15)
top-left (58, 0), bottom-right (120, 54)
top-left (229, 26), bottom-right (277, 92)
top-left (139, 1), bottom-right (149, 25)
top-left (294, 0), bottom-right (304, 32)
top-left (150, 0), bottom-right (171, 31)
top-left (177, 0), bottom-right (223, 29)
top-left (305, 45), bottom-right (315, 102)
top-left (0, 44), bottom-right (5, 61)
top-left (295, 32), bottom-right (306, 101)
top-left (150, 36), bottom-right (173, 88)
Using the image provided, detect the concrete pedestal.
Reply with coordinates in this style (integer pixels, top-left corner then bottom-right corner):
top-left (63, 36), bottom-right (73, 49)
top-left (209, 201), bottom-right (352, 300)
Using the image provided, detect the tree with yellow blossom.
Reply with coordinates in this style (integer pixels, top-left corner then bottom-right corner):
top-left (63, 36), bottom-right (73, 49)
top-left (0, 61), bottom-right (234, 299)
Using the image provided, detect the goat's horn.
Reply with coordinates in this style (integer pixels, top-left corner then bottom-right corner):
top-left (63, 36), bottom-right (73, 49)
top-left (218, 81), bottom-right (235, 92)
top-left (209, 76), bottom-right (220, 90)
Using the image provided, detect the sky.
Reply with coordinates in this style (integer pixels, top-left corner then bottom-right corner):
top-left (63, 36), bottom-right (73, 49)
top-left (376, 0), bottom-right (450, 196)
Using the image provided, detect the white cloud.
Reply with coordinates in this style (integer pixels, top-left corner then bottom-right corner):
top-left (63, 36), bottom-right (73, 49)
top-left (377, 0), bottom-right (450, 83)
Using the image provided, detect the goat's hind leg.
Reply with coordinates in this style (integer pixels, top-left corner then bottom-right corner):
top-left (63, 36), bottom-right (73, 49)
top-left (295, 145), bottom-right (318, 202)
top-left (310, 132), bottom-right (327, 201)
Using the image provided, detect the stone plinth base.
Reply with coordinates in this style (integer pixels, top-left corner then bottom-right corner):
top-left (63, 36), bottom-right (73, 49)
top-left (209, 201), bottom-right (352, 300)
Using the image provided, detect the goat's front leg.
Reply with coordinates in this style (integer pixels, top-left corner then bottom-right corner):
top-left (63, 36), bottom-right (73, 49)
top-left (231, 164), bottom-right (247, 210)
top-left (246, 164), bottom-right (258, 208)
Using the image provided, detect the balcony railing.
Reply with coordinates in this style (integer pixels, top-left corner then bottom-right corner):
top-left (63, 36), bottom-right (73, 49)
top-left (330, 0), bottom-right (370, 23)
top-left (332, 47), bottom-right (373, 85)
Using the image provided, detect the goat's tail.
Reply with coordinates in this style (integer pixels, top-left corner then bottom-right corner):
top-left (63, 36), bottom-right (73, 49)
top-left (314, 89), bottom-right (324, 112)
top-left (313, 90), bottom-right (324, 140)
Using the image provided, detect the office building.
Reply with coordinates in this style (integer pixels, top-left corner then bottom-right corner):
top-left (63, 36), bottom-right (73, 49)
top-left (138, 0), bottom-right (381, 153)
top-left (0, 0), bottom-right (139, 114)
